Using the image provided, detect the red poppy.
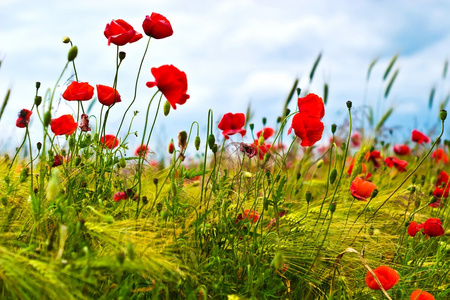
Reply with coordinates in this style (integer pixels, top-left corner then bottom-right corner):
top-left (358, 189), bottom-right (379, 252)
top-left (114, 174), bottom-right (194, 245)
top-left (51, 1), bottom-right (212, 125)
top-left (113, 191), bottom-right (128, 202)
top-left (50, 114), bottom-right (78, 136)
top-left (218, 113), bottom-right (247, 139)
top-left (297, 93), bottom-right (325, 119)
top-left (347, 158), bottom-right (369, 177)
top-left (62, 81), bottom-right (94, 101)
top-left (407, 221), bottom-right (424, 237)
top-left (168, 142), bottom-right (175, 154)
top-left (240, 142), bottom-right (257, 158)
top-left (135, 144), bottom-right (150, 157)
top-left (422, 218), bottom-right (445, 237)
top-left (16, 109), bottom-right (32, 128)
top-left (351, 132), bottom-right (361, 147)
top-left (384, 157), bottom-right (407, 172)
top-left (410, 289), bottom-right (435, 300)
top-left (256, 127), bottom-right (275, 140)
top-left (393, 144), bottom-right (411, 156)
top-left (104, 19), bottom-right (143, 46)
top-left (52, 154), bottom-right (64, 167)
top-left (350, 176), bottom-right (377, 201)
top-left (97, 85), bottom-right (121, 106)
top-left (288, 112), bottom-right (324, 147)
top-left (433, 170), bottom-right (449, 198)
top-left (146, 65), bottom-right (189, 110)
top-left (412, 129), bottom-right (430, 144)
top-left (365, 150), bottom-right (382, 169)
top-left (142, 13), bottom-right (173, 39)
top-left (100, 134), bottom-right (120, 149)
top-left (431, 149), bottom-right (448, 164)
top-left (253, 140), bottom-right (271, 160)
top-left (243, 209), bottom-right (260, 223)
top-left (365, 266), bottom-right (399, 291)
top-left (79, 113), bottom-right (91, 132)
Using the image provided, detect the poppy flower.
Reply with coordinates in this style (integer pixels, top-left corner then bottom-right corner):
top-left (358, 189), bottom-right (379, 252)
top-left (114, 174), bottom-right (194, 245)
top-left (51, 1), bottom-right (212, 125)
top-left (253, 140), bottom-right (271, 160)
top-left (412, 129), bottom-right (430, 144)
top-left (407, 221), bottom-right (424, 237)
top-left (142, 13), bottom-right (173, 39)
top-left (135, 144), bottom-right (150, 157)
top-left (240, 142), bottom-right (257, 158)
top-left (384, 157), bottom-right (407, 172)
top-left (79, 113), bottom-right (91, 132)
top-left (351, 132), bottom-right (361, 147)
top-left (50, 114), bottom-right (78, 136)
top-left (97, 85), bottom-right (121, 106)
top-left (104, 19), bottom-right (143, 46)
top-left (365, 265), bottom-right (399, 291)
top-left (146, 65), bottom-right (189, 110)
top-left (422, 218), bottom-right (445, 237)
top-left (433, 170), bottom-right (449, 198)
top-left (218, 113), bottom-right (247, 139)
top-left (62, 81), bottom-right (94, 101)
top-left (100, 134), bottom-right (119, 149)
top-left (393, 144), bottom-right (411, 156)
top-left (431, 149), bottom-right (448, 164)
top-left (113, 191), bottom-right (128, 202)
top-left (52, 154), bottom-right (64, 167)
top-left (288, 112), bottom-right (324, 147)
top-left (350, 176), bottom-right (377, 201)
top-left (410, 289), bottom-right (435, 300)
top-left (256, 127), bottom-right (275, 140)
top-left (243, 209), bottom-right (260, 223)
top-left (297, 93), bottom-right (325, 119)
top-left (16, 109), bottom-right (32, 128)
top-left (365, 150), bottom-right (382, 169)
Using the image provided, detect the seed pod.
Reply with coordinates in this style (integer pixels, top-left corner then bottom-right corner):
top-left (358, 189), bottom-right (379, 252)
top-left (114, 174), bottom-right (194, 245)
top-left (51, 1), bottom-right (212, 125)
top-left (163, 100), bottom-right (171, 116)
top-left (305, 191), bottom-right (312, 204)
top-left (329, 202), bottom-right (337, 213)
top-left (329, 168), bottom-right (337, 184)
top-left (346, 100), bottom-right (352, 109)
top-left (440, 109), bottom-right (447, 121)
top-left (370, 189), bottom-right (379, 198)
top-left (119, 51), bottom-right (126, 61)
top-left (67, 46), bottom-right (78, 61)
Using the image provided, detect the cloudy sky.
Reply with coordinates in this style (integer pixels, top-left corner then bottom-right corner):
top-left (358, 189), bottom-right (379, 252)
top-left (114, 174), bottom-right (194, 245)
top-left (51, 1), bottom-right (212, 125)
top-left (1, 0), bottom-right (449, 156)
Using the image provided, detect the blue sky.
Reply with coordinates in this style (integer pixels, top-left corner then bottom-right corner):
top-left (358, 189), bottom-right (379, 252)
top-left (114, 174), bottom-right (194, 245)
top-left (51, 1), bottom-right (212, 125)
top-left (1, 0), bottom-right (449, 156)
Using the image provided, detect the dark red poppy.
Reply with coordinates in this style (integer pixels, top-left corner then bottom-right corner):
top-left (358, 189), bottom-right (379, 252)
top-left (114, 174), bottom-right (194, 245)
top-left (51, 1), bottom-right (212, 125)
top-left (79, 113), bottom-right (91, 132)
top-left (365, 150), bottom-right (382, 169)
top-left (412, 129), bottom-right (430, 144)
top-left (288, 112), bottom-right (324, 147)
top-left (135, 144), bottom-right (150, 157)
top-left (218, 113), bottom-right (247, 139)
top-left (256, 127), bottom-right (275, 140)
top-left (100, 134), bottom-right (119, 149)
top-left (351, 132), bottom-right (361, 147)
top-left (97, 85), bottom-right (121, 106)
top-left (62, 81), bottom-right (94, 101)
top-left (240, 142), bottom-right (257, 158)
top-left (407, 221), bottom-right (424, 237)
top-left (104, 19), bottom-right (143, 46)
top-left (433, 170), bottom-right (449, 198)
top-left (146, 65), bottom-right (189, 110)
top-left (142, 13), bottom-right (173, 39)
top-left (393, 144), bottom-right (411, 156)
top-left (243, 209), bottom-right (260, 223)
top-left (350, 176), bottom-right (377, 201)
top-left (253, 140), bottom-right (271, 160)
top-left (297, 93), bottom-right (325, 119)
top-left (384, 157), bottom-right (407, 172)
top-left (16, 109), bottom-right (32, 128)
top-left (410, 289), bottom-right (435, 300)
top-left (365, 266), bottom-right (399, 291)
top-left (50, 114), bottom-right (78, 136)
top-left (113, 191), bottom-right (128, 202)
top-left (52, 154), bottom-right (64, 167)
top-left (432, 149), bottom-right (448, 164)
top-left (422, 218), bottom-right (444, 237)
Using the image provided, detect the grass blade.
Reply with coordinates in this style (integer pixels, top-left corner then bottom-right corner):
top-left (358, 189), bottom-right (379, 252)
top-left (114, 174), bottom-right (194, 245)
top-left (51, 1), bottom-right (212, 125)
top-left (282, 78), bottom-right (298, 117)
top-left (428, 86), bottom-right (436, 110)
top-left (384, 69), bottom-right (399, 98)
top-left (309, 52), bottom-right (322, 82)
top-left (366, 57), bottom-right (379, 81)
top-left (323, 83), bottom-right (329, 105)
top-left (443, 59), bottom-right (448, 79)
top-left (375, 107), bottom-right (393, 132)
top-left (383, 53), bottom-right (398, 81)
top-left (0, 89), bottom-right (11, 121)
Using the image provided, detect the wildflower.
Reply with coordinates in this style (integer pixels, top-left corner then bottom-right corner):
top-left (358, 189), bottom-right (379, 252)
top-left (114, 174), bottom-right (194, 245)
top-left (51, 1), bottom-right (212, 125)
top-left (52, 154), bottom-right (63, 167)
top-left (243, 209), bottom-right (259, 223)
top-left (350, 176), bottom-right (377, 201)
top-left (384, 157), bottom-right (407, 172)
top-left (16, 109), bottom-right (32, 128)
top-left (100, 134), bottom-right (119, 149)
top-left (168, 141), bottom-right (175, 154)
top-left (431, 148), bottom-right (448, 164)
top-left (79, 113), bottom-right (91, 132)
top-left (253, 140), bottom-right (271, 160)
top-left (62, 81), bottom-right (94, 101)
top-left (135, 144), bottom-right (150, 157)
top-left (218, 113), bottom-right (247, 139)
top-left (104, 19), bottom-right (143, 46)
top-left (351, 132), bottom-right (361, 147)
top-left (298, 93), bottom-right (325, 119)
top-left (433, 170), bottom-right (449, 198)
top-left (240, 142), bottom-right (257, 158)
top-left (365, 266), bottom-right (399, 291)
top-left (422, 218), bottom-right (445, 237)
top-left (256, 127), bottom-right (275, 140)
top-left (407, 221), bottom-right (424, 237)
top-left (146, 65), bottom-right (189, 110)
top-left (365, 150), bottom-right (382, 169)
top-left (393, 144), bottom-right (411, 156)
top-left (412, 129), bottom-right (430, 144)
top-left (50, 114), bottom-right (78, 136)
top-left (410, 289), bottom-right (435, 300)
top-left (142, 13), bottom-right (173, 39)
top-left (113, 191), bottom-right (128, 202)
top-left (97, 84), bottom-right (121, 106)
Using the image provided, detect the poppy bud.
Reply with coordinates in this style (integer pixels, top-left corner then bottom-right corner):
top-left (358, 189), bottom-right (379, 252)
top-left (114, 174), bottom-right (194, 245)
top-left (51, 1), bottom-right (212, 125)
top-left (1, 196), bottom-right (7, 206)
top-left (258, 134), bottom-right (265, 146)
top-left (34, 96), bottom-right (42, 106)
top-left (271, 251), bottom-right (284, 271)
top-left (263, 153), bottom-right (270, 163)
top-left (331, 124), bottom-right (337, 134)
top-left (329, 202), bottom-right (337, 213)
top-left (156, 202), bottom-right (163, 213)
top-left (43, 111), bottom-right (51, 127)
top-left (74, 156), bottom-right (81, 166)
top-left (285, 108), bottom-right (290, 117)
top-left (346, 100), bottom-right (352, 109)
top-left (420, 175), bottom-right (426, 187)
top-left (305, 191), bottom-right (312, 204)
top-left (411, 174), bottom-right (417, 185)
top-left (276, 116), bottom-right (282, 123)
top-left (119, 51), bottom-right (126, 61)
top-left (429, 196), bottom-right (438, 205)
top-left (36, 142), bottom-right (42, 151)
top-left (317, 159), bottom-right (324, 169)
top-left (208, 134), bottom-right (215, 150)
top-left (62, 36), bottom-right (71, 44)
top-left (168, 141), bottom-right (174, 154)
top-left (212, 144), bottom-right (218, 154)
top-left (296, 172), bottom-right (301, 181)
top-left (163, 100), bottom-right (171, 116)
top-left (194, 136), bottom-right (201, 151)
top-left (262, 117), bottom-right (267, 126)
top-left (68, 46), bottom-right (78, 61)
top-left (249, 123), bottom-right (254, 131)
top-left (142, 196), bottom-right (148, 205)
top-left (370, 189), bottom-right (379, 198)
top-left (178, 131), bottom-right (187, 149)
top-left (119, 157), bottom-right (126, 168)
top-left (35, 81), bottom-right (41, 89)
top-left (410, 186), bottom-right (416, 194)
top-left (153, 178), bottom-right (159, 186)
top-left (296, 87), bottom-right (302, 97)
top-left (329, 168), bottom-right (337, 184)
top-left (440, 109), bottom-right (447, 121)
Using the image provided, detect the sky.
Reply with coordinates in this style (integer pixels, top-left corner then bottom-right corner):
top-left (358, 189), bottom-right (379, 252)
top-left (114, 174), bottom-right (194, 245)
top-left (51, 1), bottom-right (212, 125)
top-left (1, 0), bottom-right (450, 157)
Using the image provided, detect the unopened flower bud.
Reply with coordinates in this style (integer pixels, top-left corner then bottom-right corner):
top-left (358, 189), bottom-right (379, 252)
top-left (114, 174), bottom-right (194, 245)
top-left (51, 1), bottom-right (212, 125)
top-left (168, 141), bottom-right (175, 154)
top-left (296, 172), bottom-right (301, 181)
top-left (74, 156), bottom-right (81, 166)
top-left (285, 108), bottom-right (290, 117)
top-left (19, 167), bottom-right (29, 183)
top-left (178, 131), bottom-right (187, 150)
top-left (36, 142), bottom-right (42, 151)
top-left (156, 202), bottom-right (163, 213)
top-left (35, 81), bottom-right (41, 89)
top-left (119, 51), bottom-right (126, 61)
top-left (163, 100), bottom-right (171, 116)
top-left (317, 159), bottom-right (324, 169)
top-left (153, 178), bottom-right (159, 186)
top-left (329, 168), bottom-right (337, 185)
top-left (420, 175), bottom-right (426, 187)
top-left (440, 109), bottom-right (447, 121)
top-left (119, 157), bottom-right (126, 168)
top-left (414, 197), bottom-right (421, 209)
top-left (249, 123), bottom-right (254, 131)
top-left (271, 251), bottom-right (284, 271)
top-left (262, 117), bottom-right (267, 126)
top-left (305, 191), bottom-right (312, 204)
top-left (411, 174), bottom-right (417, 185)
top-left (208, 134), bottom-right (215, 150)
top-left (258, 135), bottom-right (265, 146)
top-left (331, 124), bottom-right (337, 134)
top-left (346, 100), bottom-right (352, 109)
top-left (68, 46), bottom-right (78, 61)
top-left (329, 202), bottom-right (337, 213)
top-left (194, 136), bottom-right (201, 151)
top-left (34, 96), bottom-right (42, 106)
top-left (212, 144), bottom-right (218, 154)
top-left (368, 224), bottom-right (374, 236)
top-left (370, 189), bottom-right (379, 198)
top-left (62, 36), bottom-right (71, 44)
top-left (43, 111), bottom-right (51, 127)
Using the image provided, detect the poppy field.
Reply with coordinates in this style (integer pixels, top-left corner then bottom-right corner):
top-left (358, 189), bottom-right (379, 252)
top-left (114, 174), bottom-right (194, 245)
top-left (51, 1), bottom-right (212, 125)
top-left (1, 13), bottom-right (450, 300)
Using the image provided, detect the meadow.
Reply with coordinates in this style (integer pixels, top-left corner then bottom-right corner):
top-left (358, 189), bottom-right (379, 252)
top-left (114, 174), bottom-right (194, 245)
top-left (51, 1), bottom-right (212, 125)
top-left (0, 13), bottom-right (448, 300)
